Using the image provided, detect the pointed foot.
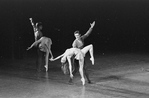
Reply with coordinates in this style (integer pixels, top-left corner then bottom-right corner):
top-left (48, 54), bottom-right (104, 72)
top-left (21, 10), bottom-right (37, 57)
top-left (90, 57), bottom-right (94, 65)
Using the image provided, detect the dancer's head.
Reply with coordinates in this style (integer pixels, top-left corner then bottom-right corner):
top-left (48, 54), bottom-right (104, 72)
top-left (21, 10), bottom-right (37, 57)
top-left (60, 55), bottom-right (70, 74)
top-left (61, 62), bottom-right (69, 75)
top-left (61, 56), bottom-right (67, 64)
top-left (74, 30), bottom-right (81, 40)
top-left (36, 22), bottom-right (43, 30)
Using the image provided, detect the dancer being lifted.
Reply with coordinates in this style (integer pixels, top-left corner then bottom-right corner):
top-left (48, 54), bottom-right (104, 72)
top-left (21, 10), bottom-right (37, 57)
top-left (50, 44), bottom-right (94, 85)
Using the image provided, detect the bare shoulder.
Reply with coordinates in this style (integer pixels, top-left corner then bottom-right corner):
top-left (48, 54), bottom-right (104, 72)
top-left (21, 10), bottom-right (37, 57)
top-left (40, 36), bottom-right (51, 40)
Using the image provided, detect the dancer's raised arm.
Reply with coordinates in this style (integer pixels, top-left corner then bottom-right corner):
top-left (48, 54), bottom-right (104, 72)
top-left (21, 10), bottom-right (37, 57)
top-left (29, 18), bottom-right (36, 28)
top-left (81, 21), bottom-right (95, 39)
top-left (26, 40), bottom-right (40, 50)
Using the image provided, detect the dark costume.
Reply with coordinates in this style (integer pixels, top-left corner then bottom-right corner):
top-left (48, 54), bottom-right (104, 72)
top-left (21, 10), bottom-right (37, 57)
top-left (30, 19), bottom-right (43, 71)
top-left (69, 27), bottom-right (93, 83)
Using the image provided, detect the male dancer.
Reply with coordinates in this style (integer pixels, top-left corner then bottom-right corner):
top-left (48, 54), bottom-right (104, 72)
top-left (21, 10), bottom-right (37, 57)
top-left (70, 21), bottom-right (95, 83)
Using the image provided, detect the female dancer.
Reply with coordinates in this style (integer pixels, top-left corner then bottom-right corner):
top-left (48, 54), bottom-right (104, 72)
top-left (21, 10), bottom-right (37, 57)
top-left (50, 44), bottom-right (94, 85)
top-left (27, 36), bottom-right (53, 72)
top-left (29, 18), bottom-right (43, 71)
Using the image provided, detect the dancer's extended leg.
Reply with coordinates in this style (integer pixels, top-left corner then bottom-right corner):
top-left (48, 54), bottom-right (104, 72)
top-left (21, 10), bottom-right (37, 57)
top-left (44, 46), bottom-right (49, 72)
top-left (83, 61), bottom-right (91, 83)
top-left (47, 38), bottom-right (53, 59)
top-left (81, 44), bottom-right (94, 65)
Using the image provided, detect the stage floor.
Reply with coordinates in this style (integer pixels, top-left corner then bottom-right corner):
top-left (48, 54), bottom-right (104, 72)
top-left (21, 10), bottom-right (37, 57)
top-left (0, 53), bottom-right (149, 98)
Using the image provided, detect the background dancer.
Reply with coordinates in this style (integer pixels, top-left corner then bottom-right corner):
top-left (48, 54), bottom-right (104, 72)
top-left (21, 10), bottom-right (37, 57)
top-left (29, 18), bottom-right (43, 72)
top-left (27, 36), bottom-right (53, 72)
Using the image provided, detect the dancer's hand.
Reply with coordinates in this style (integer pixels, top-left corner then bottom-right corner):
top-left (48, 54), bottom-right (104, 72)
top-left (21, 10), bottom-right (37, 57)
top-left (90, 21), bottom-right (95, 28)
top-left (49, 58), bottom-right (54, 61)
top-left (29, 18), bottom-right (32, 21)
top-left (26, 47), bottom-right (31, 50)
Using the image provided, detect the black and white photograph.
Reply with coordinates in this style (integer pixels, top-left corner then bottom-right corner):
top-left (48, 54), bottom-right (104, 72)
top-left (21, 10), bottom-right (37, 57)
top-left (0, 0), bottom-right (149, 98)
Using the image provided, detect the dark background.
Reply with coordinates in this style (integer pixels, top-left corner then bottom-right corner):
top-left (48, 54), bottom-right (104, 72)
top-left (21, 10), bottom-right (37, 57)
top-left (0, 0), bottom-right (149, 59)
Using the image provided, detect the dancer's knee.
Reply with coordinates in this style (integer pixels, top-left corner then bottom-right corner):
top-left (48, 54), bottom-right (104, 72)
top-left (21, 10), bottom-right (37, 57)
top-left (89, 44), bottom-right (93, 48)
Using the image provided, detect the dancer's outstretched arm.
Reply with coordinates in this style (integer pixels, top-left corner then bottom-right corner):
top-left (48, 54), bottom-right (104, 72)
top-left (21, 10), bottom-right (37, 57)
top-left (67, 56), bottom-right (73, 78)
top-left (50, 53), bottom-right (64, 61)
top-left (26, 40), bottom-right (40, 50)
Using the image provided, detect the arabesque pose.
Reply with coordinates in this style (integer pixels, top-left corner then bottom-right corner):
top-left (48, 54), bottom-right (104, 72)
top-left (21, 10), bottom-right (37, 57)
top-left (29, 18), bottom-right (44, 71)
top-left (27, 36), bottom-right (53, 71)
